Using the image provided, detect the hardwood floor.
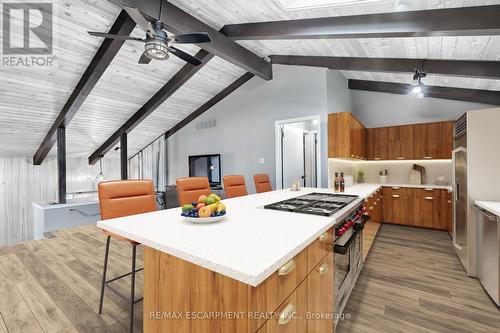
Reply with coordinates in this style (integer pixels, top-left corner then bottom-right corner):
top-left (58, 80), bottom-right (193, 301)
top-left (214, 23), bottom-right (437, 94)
top-left (0, 225), bottom-right (144, 333)
top-left (337, 224), bottom-right (500, 333)
top-left (0, 223), bottom-right (498, 333)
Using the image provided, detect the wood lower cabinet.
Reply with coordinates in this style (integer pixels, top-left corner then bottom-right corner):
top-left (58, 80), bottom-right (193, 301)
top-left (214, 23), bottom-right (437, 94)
top-left (257, 276), bottom-right (308, 333)
top-left (388, 125), bottom-right (414, 160)
top-left (382, 187), bottom-right (451, 231)
top-left (411, 189), bottom-right (442, 228)
top-left (144, 229), bottom-right (335, 333)
top-left (306, 254), bottom-right (334, 333)
top-left (382, 187), bottom-right (410, 224)
top-left (363, 189), bottom-right (382, 260)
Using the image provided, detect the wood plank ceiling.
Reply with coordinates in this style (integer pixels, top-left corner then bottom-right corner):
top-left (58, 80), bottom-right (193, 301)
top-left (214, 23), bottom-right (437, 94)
top-left (1, 0), bottom-right (499, 158)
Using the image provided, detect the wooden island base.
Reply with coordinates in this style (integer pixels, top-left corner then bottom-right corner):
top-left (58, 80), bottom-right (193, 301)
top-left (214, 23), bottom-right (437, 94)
top-left (143, 229), bottom-right (335, 333)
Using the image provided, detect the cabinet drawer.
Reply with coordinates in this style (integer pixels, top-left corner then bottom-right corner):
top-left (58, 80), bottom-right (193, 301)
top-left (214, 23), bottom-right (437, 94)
top-left (257, 276), bottom-right (308, 333)
top-left (250, 248), bottom-right (308, 332)
top-left (307, 228), bottom-right (333, 272)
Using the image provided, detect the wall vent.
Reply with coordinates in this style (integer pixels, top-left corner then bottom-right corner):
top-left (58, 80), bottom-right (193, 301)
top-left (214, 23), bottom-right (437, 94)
top-left (195, 119), bottom-right (217, 130)
top-left (455, 113), bottom-right (467, 138)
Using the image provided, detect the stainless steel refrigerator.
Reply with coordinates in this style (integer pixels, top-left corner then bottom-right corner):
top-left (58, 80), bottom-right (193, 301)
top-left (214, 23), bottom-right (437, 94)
top-left (453, 114), bottom-right (468, 272)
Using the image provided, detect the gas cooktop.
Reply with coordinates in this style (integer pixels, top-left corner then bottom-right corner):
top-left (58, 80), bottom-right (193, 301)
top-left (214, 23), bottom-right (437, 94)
top-left (264, 193), bottom-right (359, 216)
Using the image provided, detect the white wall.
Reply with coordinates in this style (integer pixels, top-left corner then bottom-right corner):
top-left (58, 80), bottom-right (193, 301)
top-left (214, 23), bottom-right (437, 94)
top-left (0, 156), bottom-right (120, 246)
top-left (167, 65), bottom-right (352, 191)
top-left (351, 90), bottom-right (495, 128)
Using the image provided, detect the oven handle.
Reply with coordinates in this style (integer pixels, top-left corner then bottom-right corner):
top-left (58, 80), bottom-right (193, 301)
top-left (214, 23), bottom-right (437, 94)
top-left (333, 215), bottom-right (370, 255)
top-left (354, 215), bottom-right (370, 231)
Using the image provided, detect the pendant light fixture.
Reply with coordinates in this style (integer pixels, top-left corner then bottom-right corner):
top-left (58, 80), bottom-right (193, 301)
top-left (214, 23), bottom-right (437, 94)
top-left (95, 158), bottom-right (105, 182)
top-left (411, 68), bottom-right (426, 99)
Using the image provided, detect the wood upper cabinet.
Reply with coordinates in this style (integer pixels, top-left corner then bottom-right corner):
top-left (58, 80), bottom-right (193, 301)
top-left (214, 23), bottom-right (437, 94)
top-left (441, 121), bottom-right (454, 159)
top-left (413, 123), bottom-right (442, 159)
top-left (367, 127), bottom-right (388, 160)
top-left (388, 125), bottom-right (414, 160)
top-left (328, 112), bottom-right (367, 160)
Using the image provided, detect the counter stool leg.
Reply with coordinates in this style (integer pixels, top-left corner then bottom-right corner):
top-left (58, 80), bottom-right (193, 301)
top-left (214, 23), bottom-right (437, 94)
top-left (99, 236), bottom-right (111, 315)
top-left (129, 244), bottom-right (137, 333)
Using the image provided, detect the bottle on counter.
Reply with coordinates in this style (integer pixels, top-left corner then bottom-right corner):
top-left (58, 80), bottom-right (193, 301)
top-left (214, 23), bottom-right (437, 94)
top-left (340, 172), bottom-right (345, 193)
top-left (334, 172), bottom-right (340, 193)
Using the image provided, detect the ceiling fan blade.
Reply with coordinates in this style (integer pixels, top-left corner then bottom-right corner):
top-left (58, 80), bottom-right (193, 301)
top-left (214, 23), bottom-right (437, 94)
top-left (171, 33), bottom-right (211, 44)
top-left (167, 46), bottom-right (202, 66)
top-left (123, 6), bottom-right (156, 38)
top-left (138, 52), bottom-right (152, 64)
top-left (88, 31), bottom-right (145, 42)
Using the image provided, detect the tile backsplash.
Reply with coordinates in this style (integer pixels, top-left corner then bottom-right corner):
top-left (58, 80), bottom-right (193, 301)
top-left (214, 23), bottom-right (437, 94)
top-left (328, 159), bottom-right (452, 187)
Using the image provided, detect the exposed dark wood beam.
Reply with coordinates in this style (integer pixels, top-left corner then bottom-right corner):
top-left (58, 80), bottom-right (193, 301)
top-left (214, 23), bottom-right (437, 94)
top-left (33, 10), bottom-right (136, 165)
top-left (120, 133), bottom-right (128, 180)
top-left (166, 72), bottom-right (255, 138)
top-left (348, 79), bottom-right (500, 105)
top-left (106, 0), bottom-right (272, 80)
top-left (270, 55), bottom-right (500, 80)
top-left (57, 127), bottom-right (66, 204)
top-left (221, 5), bottom-right (500, 40)
top-left (88, 50), bottom-right (214, 165)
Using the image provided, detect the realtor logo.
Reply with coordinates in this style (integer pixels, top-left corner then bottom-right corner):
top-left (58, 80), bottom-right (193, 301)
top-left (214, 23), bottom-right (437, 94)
top-left (2, 1), bottom-right (56, 67)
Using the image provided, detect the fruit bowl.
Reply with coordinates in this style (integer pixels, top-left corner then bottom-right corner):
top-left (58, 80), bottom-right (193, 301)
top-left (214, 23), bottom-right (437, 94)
top-left (184, 215), bottom-right (226, 224)
top-left (180, 193), bottom-right (227, 223)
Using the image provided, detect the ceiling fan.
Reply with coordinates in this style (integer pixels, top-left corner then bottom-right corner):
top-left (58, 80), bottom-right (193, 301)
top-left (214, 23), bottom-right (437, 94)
top-left (87, 5), bottom-right (211, 66)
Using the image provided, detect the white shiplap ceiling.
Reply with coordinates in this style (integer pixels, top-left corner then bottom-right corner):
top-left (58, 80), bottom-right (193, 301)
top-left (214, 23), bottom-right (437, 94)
top-left (0, 0), bottom-right (499, 158)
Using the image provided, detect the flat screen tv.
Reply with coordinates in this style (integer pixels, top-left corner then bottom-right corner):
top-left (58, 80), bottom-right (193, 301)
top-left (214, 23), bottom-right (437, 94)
top-left (188, 154), bottom-right (221, 187)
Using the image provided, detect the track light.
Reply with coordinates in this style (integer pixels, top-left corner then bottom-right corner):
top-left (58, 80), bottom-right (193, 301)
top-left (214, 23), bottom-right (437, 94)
top-left (410, 68), bottom-right (427, 99)
top-left (412, 85), bottom-right (421, 94)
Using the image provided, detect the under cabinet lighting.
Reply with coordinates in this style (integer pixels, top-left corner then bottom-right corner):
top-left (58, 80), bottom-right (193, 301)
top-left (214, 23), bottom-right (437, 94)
top-left (273, 0), bottom-right (378, 11)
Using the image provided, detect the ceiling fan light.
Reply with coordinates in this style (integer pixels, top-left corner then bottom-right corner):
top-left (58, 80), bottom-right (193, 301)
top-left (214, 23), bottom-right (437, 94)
top-left (416, 92), bottom-right (425, 99)
top-left (412, 86), bottom-right (421, 94)
top-left (145, 41), bottom-right (169, 60)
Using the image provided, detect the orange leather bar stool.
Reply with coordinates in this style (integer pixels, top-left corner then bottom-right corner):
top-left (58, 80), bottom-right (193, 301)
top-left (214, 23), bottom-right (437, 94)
top-left (254, 174), bottom-right (273, 193)
top-left (223, 175), bottom-right (248, 198)
top-left (176, 177), bottom-right (211, 205)
top-left (98, 180), bottom-right (156, 333)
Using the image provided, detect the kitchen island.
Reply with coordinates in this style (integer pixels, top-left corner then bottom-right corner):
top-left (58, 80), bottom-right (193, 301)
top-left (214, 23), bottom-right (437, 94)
top-left (97, 184), bottom-right (380, 332)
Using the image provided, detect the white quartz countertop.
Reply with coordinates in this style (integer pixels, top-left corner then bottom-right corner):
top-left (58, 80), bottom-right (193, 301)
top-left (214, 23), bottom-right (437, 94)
top-left (475, 201), bottom-right (500, 217)
top-left (97, 184), bottom-right (380, 286)
top-left (33, 198), bottom-right (99, 210)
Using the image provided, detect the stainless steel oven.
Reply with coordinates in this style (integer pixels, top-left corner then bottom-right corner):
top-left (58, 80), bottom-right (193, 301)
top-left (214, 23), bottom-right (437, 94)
top-left (333, 203), bottom-right (368, 324)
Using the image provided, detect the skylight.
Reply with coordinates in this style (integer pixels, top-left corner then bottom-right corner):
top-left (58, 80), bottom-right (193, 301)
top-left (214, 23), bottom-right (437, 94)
top-left (273, 0), bottom-right (379, 11)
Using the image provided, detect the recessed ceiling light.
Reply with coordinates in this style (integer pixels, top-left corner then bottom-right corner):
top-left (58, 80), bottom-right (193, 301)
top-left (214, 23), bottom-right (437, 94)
top-left (273, 0), bottom-right (379, 11)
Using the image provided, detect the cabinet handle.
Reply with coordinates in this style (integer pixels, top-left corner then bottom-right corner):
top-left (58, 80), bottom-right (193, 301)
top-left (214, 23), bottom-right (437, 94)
top-left (425, 196), bottom-right (434, 200)
top-left (318, 261), bottom-right (329, 275)
top-left (424, 156), bottom-right (433, 159)
top-left (278, 260), bottom-right (296, 276)
top-left (425, 188), bottom-right (434, 192)
top-left (278, 302), bottom-right (296, 326)
top-left (392, 187), bottom-right (400, 190)
top-left (374, 157), bottom-right (381, 160)
top-left (397, 157), bottom-right (405, 160)
top-left (392, 195), bottom-right (400, 198)
top-left (369, 206), bottom-right (374, 210)
top-left (319, 232), bottom-right (329, 242)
